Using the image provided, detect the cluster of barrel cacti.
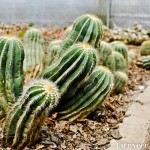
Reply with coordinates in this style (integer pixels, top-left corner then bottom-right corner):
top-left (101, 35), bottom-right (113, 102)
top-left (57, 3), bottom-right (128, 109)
top-left (137, 40), bottom-right (150, 70)
top-left (0, 14), bottom-right (132, 149)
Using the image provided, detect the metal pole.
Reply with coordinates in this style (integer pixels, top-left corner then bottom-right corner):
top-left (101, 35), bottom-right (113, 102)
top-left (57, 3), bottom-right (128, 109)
top-left (106, 0), bottom-right (110, 28)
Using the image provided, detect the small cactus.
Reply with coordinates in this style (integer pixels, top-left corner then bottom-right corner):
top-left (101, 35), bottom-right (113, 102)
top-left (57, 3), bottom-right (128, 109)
top-left (62, 14), bottom-right (103, 51)
top-left (56, 66), bottom-right (114, 121)
top-left (0, 37), bottom-right (24, 107)
top-left (40, 43), bottom-right (98, 100)
top-left (3, 79), bottom-right (60, 150)
top-left (110, 41), bottom-right (128, 62)
top-left (113, 71), bottom-right (128, 94)
top-left (98, 41), bottom-right (115, 72)
top-left (137, 55), bottom-right (150, 69)
top-left (45, 40), bottom-right (62, 67)
top-left (112, 51), bottom-right (128, 74)
top-left (140, 40), bottom-right (150, 55)
top-left (64, 25), bottom-right (73, 37)
top-left (23, 28), bottom-right (45, 78)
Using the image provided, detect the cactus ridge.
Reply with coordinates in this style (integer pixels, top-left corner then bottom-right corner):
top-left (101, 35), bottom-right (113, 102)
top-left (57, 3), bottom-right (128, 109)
top-left (3, 79), bottom-right (60, 149)
top-left (137, 55), bottom-right (150, 69)
top-left (62, 14), bottom-right (103, 51)
top-left (40, 43), bottom-right (98, 99)
top-left (56, 66), bottom-right (114, 121)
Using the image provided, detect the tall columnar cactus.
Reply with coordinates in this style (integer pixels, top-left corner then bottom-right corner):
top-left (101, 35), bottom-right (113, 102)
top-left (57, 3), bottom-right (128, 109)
top-left (40, 43), bottom-right (98, 100)
top-left (137, 55), bottom-right (150, 69)
top-left (110, 41), bottom-right (128, 62)
top-left (56, 66), bottom-right (114, 121)
top-left (140, 40), bottom-right (150, 55)
top-left (45, 40), bottom-right (62, 67)
top-left (23, 28), bottom-right (45, 78)
top-left (98, 41), bottom-right (115, 72)
top-left (113, 71), bottom-right (128, 94)
top-left (62, 14), bottom-right (103, 51)
top-left (0, 37), bottom-right (24, 107)
top-left (3, 79), bottom-right (60, 150)
top-left (112, 51), bottom-right (128, 74)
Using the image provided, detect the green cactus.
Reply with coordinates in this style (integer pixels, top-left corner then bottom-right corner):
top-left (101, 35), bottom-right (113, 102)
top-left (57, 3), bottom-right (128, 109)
top-left (140, 40), bottom-right (150, 55)
top-left (110, 41), bottom-right (128, 62)
top-left (0, 37), bottom-right (24, 106)
top-left (45, 40), bottom-right (62, 67)
top-left (62, 14), bottom-right (103, 51)
top-left (113, 71), bottom-right (128, 94)
top-left (3, 79), bottom-right (60, 150)
top-left (23, 28), bottom-right (45, 78)
top-left (64, 25), bottom-right (73, 38)
top-left (137, 55), bottom-right (150, 69)
top-left (112, 51), bottom-right (128, 74)
top-left (56, 66), bottom-right (114, 121)
top-left (128, 50), bottom-right (137, 65)
top-left (98, 41), bottom-right (115, 72)
top-left (40, 43), bottom-right (98, 100)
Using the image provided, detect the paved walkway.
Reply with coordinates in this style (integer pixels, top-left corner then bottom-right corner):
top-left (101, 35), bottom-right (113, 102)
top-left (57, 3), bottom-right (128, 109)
top-left (108, 81), bottom-right (150, 150)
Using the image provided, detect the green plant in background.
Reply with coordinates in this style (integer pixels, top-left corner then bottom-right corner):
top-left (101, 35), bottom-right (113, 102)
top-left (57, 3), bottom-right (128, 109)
top-left (110, 41), bottom-right (128, 62)
top-left (140, 40), bottom-right (150, 55)
top-left (113, 71), bottom-right (128, 94)
top-left (23, 28), bottom-right (45, 79)
top-left (56, 66), bottom-right (114, 121)
top-left (112, 51), bottom-right (128, 74)
top-left (62, 14), bottom-right (103, 51)
top-left (3, 79), bottom-right (60, 150)
top-left (45, 40), bottom-right (62, 67)
top-left (98, 41), bottom-right (115, 72)
top-left (0, 37), bottom-right (24, 118)
top-left (137, 55), bottom-right (150, 69)
top-left (128, 49), bottom-right (137, 65)
top-left (40, 43), bottom-right (98, 100)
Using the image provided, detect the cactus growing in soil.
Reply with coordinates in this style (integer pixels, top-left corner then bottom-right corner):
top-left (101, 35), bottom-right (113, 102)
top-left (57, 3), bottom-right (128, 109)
top-left (137, 55), bottom-right (150, 69)
top-left (112, 51), bottom-right (128, 74)
top-left (45, 40), bottom-right (62, 67)
top-left (62, 14), bottom-right (103, 51)
top-left (56, 66), bottom-right (114, 121)
top-left (0, 37), bottom-right (24, 106)
top-left (140, 40), bottom-right (150, 55)
top-left (98, 41), bottom-right (115, 72)
top-left (40, 43), bottom-right (98, 100)
top-left (110, 41), bottom-right (128, 62)
top-left (23, 28), bottom-right (45, 78)
top-left (3, 79), bottom-right (60, 150)
top-left (113, 71), bottom-right (128, 94)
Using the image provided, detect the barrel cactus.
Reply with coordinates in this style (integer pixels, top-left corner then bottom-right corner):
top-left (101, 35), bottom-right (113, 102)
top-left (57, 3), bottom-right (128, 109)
top-left (140, 40), bottom-right (150, 55)
top-left (56, 66), bottom-right (114, 121)
top-left (3, 79), bottom-right (60, 150)
top-left (23, 28), bottom-right (45, 78)
top-left (64, 25), bottom-right (73, 38)
top-left (112, 51), bottom-right (128, 74)
top-left (137, 55), bottom-right (150, 69)
top-left (98, 41), bottom-right (115, 72)
top-left (45, 40), bottom-right (62, 67)
top-left (110, 41), bottom-right (128, 62)
top-left (40, 43), bottom-right (98, 101)
top-left (0, 37), bottom-right (24, 109)
top-left (62, 14), bottom-right (103, 51)
top-left (113, 71), bottom-right (128, 94)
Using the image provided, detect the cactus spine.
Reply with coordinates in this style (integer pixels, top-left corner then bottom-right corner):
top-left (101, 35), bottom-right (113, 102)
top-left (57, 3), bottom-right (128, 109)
top-left (112, 51), bottom-right (128, 74)
top-left (3, 79), bottom-right (60, 150)
top-left (0, 37), bottom-right (24, 106)
top-left (113, 71), bottom-right (128, 94)
top-left (140, 40), bottom-right (150, 55)
top-left (45, 40), bottom-right (62, 67)
top-left (98, 41), bottom-right (115, 72)
top-left (40, 43), bottom-right (98, 100)
top-left (23, 28), bottom-right (45, 78)
top-left (110, 41), bottom-right (128, 62)
top-left (62, 14), bottom-right (103, 51)
top-left (56, 66), bottom-right (114, 121)
top-left (137, 55), bottom-right (150, 69)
